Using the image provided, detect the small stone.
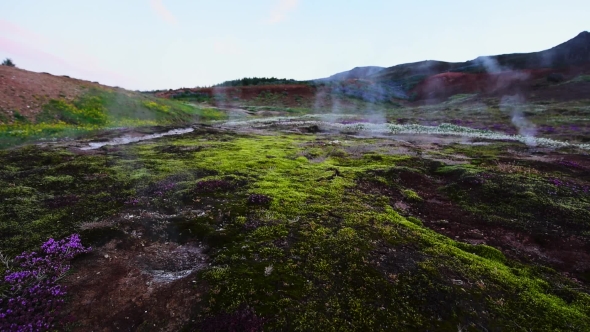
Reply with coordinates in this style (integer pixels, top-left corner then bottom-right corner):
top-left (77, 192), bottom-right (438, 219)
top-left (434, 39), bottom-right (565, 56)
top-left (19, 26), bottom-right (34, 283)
top-left (264, 265), bottom-right (274, 276)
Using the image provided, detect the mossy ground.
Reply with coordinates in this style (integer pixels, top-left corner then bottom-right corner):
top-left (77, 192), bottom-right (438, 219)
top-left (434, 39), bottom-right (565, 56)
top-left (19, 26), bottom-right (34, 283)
top-left (1, 126), bottom-right (589, 331)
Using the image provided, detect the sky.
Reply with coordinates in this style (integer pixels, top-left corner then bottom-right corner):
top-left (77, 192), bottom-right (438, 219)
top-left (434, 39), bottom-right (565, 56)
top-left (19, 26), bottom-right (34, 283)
top-left (1, 0), bottom-right (589, 91)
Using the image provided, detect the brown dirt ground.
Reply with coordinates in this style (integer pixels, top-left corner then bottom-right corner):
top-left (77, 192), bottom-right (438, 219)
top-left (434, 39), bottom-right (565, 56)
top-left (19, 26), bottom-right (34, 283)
top-left (62, 208), bottom-right (209, 332)
top-left (0, 66), bottom-right (107, 121)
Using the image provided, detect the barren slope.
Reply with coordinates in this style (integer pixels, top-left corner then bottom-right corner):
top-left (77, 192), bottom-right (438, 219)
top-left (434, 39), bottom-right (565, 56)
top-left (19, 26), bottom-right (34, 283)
top-left (0, 66), bottom-right (108, 121)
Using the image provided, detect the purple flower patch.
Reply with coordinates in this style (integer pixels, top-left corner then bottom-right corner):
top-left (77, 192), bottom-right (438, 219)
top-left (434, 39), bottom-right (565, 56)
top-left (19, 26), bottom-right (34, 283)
top-left (247, 194), bottom-right (272, 206)
top-left (124, 197), bottom-right (142, 206)
top-left (145, 180), bottom-right (177, 197)
top-left (548, 177), bottom-right (590, 195)
top-left (195, 180), bottom-right (234, 193)
top-left (0, 234), bottom-right (91, 331)
top-left (558, 160), bottom-right (584, 169)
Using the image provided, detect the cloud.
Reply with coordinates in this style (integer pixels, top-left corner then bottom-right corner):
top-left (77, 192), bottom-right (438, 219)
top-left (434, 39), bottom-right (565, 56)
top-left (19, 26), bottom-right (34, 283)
top-left (149, 0), bottom-right (178, 25)
top-left (267, 0), bottom-right (300, 24)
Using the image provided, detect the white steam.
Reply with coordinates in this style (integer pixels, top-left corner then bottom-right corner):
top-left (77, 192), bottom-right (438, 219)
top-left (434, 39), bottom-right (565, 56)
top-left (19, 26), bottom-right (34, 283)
top-left (476, 56), bottom-right (505, 73)
top-left (500, 95), bottom-right (537, 146)
top-left (220, 115), bottom-right (590, 151)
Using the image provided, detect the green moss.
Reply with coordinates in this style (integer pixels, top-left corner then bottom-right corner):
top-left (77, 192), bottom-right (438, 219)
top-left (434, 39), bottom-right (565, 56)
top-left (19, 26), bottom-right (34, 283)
top-left (402, 189), bottom-right (422, 201)
top-left (406, 216), bottom-right (424, 226)
top-left (0, 146), bottom-right (132, 255)
top-left (455, 242), bottom-right (507, 263)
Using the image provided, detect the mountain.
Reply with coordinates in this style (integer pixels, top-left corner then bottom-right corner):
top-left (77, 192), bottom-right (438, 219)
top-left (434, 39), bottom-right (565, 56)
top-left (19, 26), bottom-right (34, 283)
top-left (371, 31), bottom-right (590, 83)
top-left (317, 31), bottom-right (590, 102)
top-left (147, 32), bottom-right (590, 106)
top-left (319, 66), bottom-right (385, 81)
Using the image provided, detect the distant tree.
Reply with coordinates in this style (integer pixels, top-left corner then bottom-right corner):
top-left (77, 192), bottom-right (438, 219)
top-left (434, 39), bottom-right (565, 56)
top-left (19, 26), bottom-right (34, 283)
top-left (1, 58), bottom-right (15, 67)
top-left (213, 77), bottom-right (305, 87)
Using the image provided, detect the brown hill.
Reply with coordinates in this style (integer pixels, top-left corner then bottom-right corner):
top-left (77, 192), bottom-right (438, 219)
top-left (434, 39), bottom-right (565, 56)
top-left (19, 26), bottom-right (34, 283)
top-left (412, 64), bottom-right (590, 101)
top-left (155, 84), bottom-right (318, 107)
top-left (371, 31), bottom-right (590, 83)
top-left (314, 31), bottom-right (590, 103)
top-left (0, 66), bottom-right (109, 121)
top-left (319, 66), bottom-right (385, 81)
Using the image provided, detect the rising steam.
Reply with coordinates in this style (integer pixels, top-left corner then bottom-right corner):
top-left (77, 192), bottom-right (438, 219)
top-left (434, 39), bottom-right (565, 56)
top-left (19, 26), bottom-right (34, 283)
top-left (500, 95), bottom-right (537, 146)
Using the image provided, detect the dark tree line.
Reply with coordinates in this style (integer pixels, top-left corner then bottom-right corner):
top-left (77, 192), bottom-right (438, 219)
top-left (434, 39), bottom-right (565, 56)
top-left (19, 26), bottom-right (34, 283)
top-left (213, 77), bottom-right (306, 87)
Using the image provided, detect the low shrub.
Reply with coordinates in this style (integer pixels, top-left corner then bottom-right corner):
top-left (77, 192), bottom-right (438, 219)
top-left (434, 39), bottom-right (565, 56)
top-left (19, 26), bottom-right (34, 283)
top-left (1, 58), bottom-right (15, 67)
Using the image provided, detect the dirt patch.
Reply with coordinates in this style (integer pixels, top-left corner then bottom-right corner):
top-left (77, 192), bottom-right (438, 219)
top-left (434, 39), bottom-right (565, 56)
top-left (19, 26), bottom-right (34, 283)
top-left (63, 210), bottom-right (209, 331)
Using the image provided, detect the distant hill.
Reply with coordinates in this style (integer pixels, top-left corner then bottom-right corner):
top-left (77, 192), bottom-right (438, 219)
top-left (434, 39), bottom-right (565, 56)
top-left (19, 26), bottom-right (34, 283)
top-left (315, 31), bottom-right (590, 102)
top-left (154, 31), bottom-right (590, 105)
top-left (318, 66), bottom-right (385, 81)
top-left (371, 31), bottom-right (590, 83)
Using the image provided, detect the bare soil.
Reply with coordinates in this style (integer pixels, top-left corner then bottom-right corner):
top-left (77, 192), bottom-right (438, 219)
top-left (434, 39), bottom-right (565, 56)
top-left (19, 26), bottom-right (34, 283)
top-left (62, 209), bottom-right (209, 332)
top-left (0, 66), bottom-right (106, 120)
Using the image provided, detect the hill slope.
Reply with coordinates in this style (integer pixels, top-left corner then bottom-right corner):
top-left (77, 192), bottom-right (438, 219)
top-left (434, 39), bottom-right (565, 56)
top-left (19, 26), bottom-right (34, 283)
top-left (0, 66), bottom-right (225, 148)
top-left (313, 32), bottom-right (590, 102)
top-left (372, 31), bottom-right (590, 82)
top-left (319, 66), bottom-right (385, 81)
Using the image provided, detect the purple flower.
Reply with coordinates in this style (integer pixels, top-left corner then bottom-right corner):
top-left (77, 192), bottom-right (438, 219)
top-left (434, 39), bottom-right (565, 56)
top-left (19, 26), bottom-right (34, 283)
top-left (195, 179), bottom-right (234, 193)
top-left (247, 194), bottom-right (272, 206)
top-left (558, 160), bottom-right (584, 169)
top-left (1, 234), bottom-right (91, 331)
top-left (125, 197), bottom-right (141, 205)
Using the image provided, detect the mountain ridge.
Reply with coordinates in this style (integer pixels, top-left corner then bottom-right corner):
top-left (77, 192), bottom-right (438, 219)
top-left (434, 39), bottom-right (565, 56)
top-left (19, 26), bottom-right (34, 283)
top-left (325, 31), bottom-right (590, 84)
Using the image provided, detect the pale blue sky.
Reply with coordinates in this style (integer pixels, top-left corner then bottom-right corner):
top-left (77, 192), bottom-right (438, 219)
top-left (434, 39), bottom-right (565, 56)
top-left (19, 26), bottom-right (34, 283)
top-left (1, 0), bottom-right (588, 90)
